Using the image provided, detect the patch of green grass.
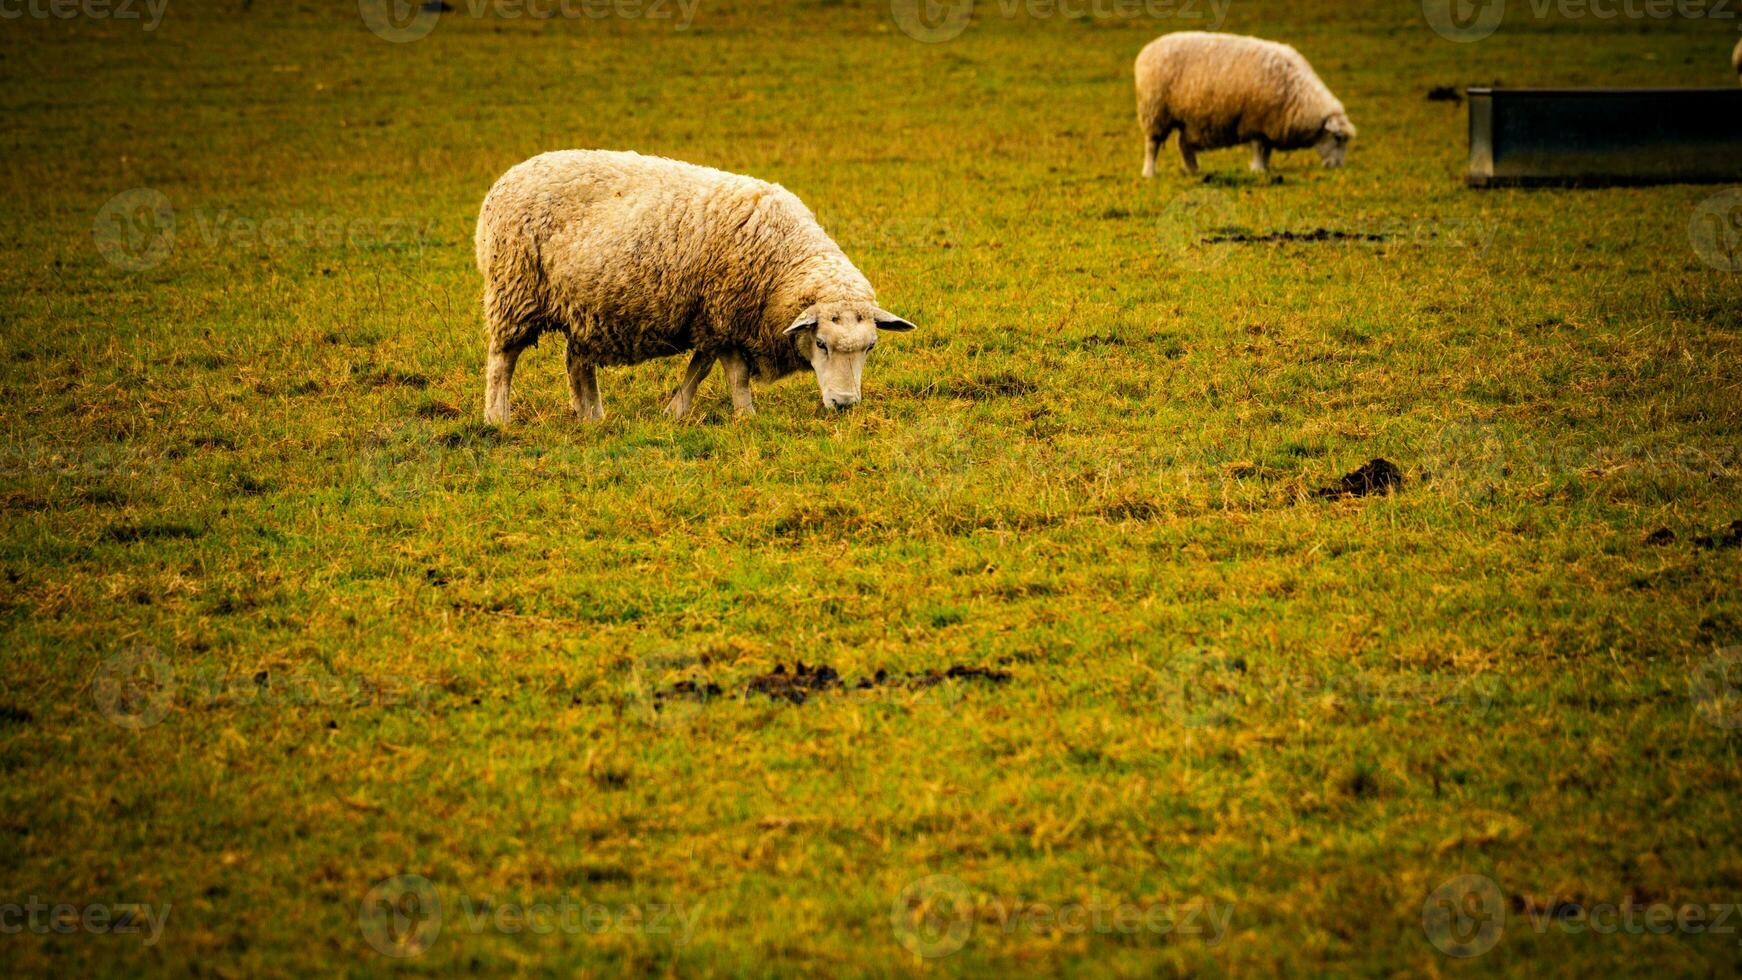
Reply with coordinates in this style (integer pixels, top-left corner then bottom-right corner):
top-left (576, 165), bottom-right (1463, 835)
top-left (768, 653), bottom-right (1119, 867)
top-left (2, 0), bottom-right (1741, 975)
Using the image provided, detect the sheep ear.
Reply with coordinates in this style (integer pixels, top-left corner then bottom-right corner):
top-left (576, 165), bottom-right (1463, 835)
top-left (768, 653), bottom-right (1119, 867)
top-left (1325, 114), bottom-right (1356, 140)
top-left (784, 309), bottom-right (819, 335)
top-left (873, 310), bottom-right (916, 332)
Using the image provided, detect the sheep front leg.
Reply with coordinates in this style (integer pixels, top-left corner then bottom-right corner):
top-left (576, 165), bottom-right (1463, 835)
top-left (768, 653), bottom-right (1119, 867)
top-left (664, 349), bottom-right (717, 419)
top-left (719, 350), bottom-right (755, 417)
top-left (1142, 134), bottom-right (1161, 178)
top-left (565, 338), bottom-right (604, 421)
top-left (1177, 141), bottom-right (1199, 176)
top-left (484, 343), bottom-right (524, 426)
top-left (1249, 141), bottom-right (1271, 173)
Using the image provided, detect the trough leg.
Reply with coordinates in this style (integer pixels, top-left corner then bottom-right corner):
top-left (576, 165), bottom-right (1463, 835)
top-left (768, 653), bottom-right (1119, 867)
top-left (719, 350), bottom-right (756, 417)
top-left (664, 349), bottom-right (717, 419)
top-left (1249, 141), bottom-right (1271, 174)
top-left (1142, 134), bottom-right (1161, 178)
top-left (565, 338), bottom-right (603, 421)
top-left (484, 342), bottom-right (525, 426)
top-left (1177, 141), bottom-right (1199, 176)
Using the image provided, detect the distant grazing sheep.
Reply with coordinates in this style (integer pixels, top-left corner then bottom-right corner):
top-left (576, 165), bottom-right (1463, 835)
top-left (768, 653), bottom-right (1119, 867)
top-left (1733, 36), bottom-right (1741, 81)
top-left (474, 150), bottom-right (915, 424)
top-left (1136, 31), bottom-right (1355, 176)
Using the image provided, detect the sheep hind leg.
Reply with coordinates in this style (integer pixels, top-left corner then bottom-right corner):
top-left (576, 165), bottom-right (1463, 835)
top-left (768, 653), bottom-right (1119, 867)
top-left (1142, 134), bottom-right (1162, 178)
top-left (565, 337), bottom-right (604, 421)
top-left (1249, 141), bottom-right (1271, 174)
top-left (664, 349), bottom-right (717, 419)
top-left (1177, 140), bottom-right (1199, 176)
top-left (484, 342), bottom-right (526, 427)
top-left (719, 350), bottom-right (755, 417)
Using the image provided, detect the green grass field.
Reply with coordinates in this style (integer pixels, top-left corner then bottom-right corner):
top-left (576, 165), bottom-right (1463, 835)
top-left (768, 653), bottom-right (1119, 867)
top-left (3, 0), bottom-right (1742, 974)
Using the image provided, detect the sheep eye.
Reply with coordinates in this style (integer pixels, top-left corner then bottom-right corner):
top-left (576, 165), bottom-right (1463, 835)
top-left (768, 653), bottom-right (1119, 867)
top-left (815, 340), bottom-right (828, 353)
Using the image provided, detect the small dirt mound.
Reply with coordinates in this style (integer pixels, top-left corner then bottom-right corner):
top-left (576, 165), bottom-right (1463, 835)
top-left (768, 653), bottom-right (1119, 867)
top-left (415, 400), bottom-right (462, 420)
top-left (1203, 228), bottom-right (1386, 245)
top-left (746, 662), bottom-right (842, 705)
top-left (1316, 458), bottom-right (1403, 499)
top-left (907, 665), bottom-right (1012, 687)
top-left (741, 662), bottom-right (1012, 705)
top-left (1693, 519), bottom-right (1742, 550)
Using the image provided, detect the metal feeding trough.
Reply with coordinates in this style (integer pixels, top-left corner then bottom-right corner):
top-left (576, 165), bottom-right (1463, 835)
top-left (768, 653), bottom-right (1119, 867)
top-left (1467, 87), bottom-right (1742, 187)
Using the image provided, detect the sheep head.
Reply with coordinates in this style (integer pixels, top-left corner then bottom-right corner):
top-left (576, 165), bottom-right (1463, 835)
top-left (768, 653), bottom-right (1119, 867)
top-left (1316, 112), bottom-right (1356, 168)
top-left (784, 302), bottom-right (915, 411)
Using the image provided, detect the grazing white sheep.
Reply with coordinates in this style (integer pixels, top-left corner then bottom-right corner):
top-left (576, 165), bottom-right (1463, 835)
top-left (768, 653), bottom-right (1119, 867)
top-left (1136, 31), bottom-right (1356, 176)
top-left (474, 150), bottom-right (915, 424)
